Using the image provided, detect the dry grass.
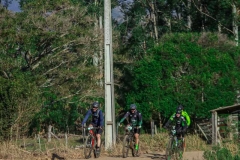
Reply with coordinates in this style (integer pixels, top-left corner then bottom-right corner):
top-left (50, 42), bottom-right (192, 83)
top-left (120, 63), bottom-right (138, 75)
top-left (0, 133), bottom-right (209, 159)
top-left (221, 141), bottom-right (239, 155)
top-left (0, 142), bottom-right (37, 160)
top-left (185, 134), bottom-right (209, 151)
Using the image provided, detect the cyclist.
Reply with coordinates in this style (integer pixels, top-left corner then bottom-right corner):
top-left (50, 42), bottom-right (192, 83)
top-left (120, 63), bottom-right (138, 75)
top-left (164, 110), bottom-right (188, 140)
top-left (170, 104), bottom-right (190, 128)
top-left (118, 104), bottom-right (142, 151)
top-left (81, 101), bottom-right (103, 153)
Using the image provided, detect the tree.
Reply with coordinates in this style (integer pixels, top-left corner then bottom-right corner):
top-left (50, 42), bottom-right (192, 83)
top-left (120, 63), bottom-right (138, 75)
top-left (0, 1), bottom-right (103, 138)
top-left (124, 33), bottom-right (240, 123)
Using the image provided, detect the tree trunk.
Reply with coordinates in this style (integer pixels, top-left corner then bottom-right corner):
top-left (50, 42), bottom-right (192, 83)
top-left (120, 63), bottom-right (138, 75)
top-left (199, 0), bottom-right (204, 31)
top-left (93, 14), bottom-right (99, 67)
top-left (159, 112), bottom-right (162, 129)
top-left (48, 125), bottom-right (53, 142)
top-left (187, 0), bottom-right (192, 30)
top-left (151, 0), bottom-right (158, 41)
top-left (232, 2), bottom-right (238, 46)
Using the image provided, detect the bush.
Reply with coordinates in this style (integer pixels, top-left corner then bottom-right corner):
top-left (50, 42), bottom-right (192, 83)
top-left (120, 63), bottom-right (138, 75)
top-left (204, 146), bottom-right (240, 160)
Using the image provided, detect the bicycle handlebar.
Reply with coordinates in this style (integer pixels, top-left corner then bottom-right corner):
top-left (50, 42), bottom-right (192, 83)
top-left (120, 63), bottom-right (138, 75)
top-left (76, 125), bottom-right (102, 129)
top-left (82, 126), bottom-right (102, 130)
top-left (118, 123), bottom-right (140, 128)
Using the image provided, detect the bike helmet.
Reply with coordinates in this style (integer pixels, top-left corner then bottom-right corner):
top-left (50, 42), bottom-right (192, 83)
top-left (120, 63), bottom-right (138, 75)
top-left (176, 104), bottom-right (183, 111)
top-left (92, 101), bottom-right (99, 108)
top-left (130, 104), bottom-right (137, 110)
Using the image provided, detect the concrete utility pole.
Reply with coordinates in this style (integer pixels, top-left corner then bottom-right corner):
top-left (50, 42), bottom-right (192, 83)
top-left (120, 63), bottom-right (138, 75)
top-left (104, 0), bottom-right (116, 149)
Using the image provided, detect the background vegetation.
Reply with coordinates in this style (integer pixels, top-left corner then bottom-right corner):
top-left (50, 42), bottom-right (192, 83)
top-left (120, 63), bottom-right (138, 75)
top-left (0, 2), bottom-right (240, 158)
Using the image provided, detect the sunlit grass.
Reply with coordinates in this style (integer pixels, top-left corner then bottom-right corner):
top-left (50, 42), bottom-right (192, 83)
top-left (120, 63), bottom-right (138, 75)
top-left (0, 133), bottom-right (210, 159)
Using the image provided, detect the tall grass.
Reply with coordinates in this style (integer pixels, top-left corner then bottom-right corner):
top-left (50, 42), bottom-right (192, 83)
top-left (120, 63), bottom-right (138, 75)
top-left (0, 133), bottom-right (208, 159)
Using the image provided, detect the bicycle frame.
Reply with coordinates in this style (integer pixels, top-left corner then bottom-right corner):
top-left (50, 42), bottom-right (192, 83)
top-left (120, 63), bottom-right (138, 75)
top-left (122, 124), bottom-right (139, 158)
top-left (166, 126), bottom-right (183, 160)
top-left (88, 126), bottom-right (96, 147)
top-left (83, 126), bottom-right (101, 159)
top-left (125, 125), bottom-right (134, 135)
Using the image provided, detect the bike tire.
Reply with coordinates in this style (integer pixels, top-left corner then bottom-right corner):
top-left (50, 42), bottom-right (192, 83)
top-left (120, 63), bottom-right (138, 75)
top-left (175, 139), bottom-right (184, 160)
top-left (84, 135), bottom-right (94, 159)
top-left (122, 135), bottom-right (130, 158)
top-left (165, 138), bottom-right (174, 160)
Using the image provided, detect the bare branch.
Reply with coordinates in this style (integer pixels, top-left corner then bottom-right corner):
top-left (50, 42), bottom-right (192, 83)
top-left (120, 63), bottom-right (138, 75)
top-left (192, 0), bottom-right (234, 35)
top-left (43, 61), bottom-right (67, 76)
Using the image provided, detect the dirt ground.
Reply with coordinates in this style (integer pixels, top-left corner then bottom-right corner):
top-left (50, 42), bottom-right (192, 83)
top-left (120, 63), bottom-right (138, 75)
top-left (76, 151), bottom-right (204, 160)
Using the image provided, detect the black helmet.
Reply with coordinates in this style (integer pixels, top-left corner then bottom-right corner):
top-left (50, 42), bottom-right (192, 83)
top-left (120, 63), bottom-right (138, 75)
top-left (130, 104), bottom-right (137, 110)
top-left (92, 101), bottom-right (99, 108)
top-left (177, 105), bottom-right (183, 111)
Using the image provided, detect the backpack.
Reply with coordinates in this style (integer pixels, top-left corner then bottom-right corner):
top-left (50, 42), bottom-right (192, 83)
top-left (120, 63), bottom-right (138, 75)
top-left (92, 109), bottom-right (100, 118)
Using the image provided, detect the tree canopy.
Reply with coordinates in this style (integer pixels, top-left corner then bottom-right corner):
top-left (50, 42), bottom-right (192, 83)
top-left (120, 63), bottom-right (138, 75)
top-left (122, 33), bottom-right (240, 121)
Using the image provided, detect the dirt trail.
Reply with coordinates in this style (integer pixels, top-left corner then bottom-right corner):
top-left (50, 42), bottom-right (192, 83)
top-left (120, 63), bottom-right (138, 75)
top-left (77, 151), bottom-right (204, 160)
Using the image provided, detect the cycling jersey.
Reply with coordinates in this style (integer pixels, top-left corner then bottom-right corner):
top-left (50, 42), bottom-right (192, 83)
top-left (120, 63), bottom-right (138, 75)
top-left (81, 109), bottom-right (104, 127)
top-left (170, 110), bottom-right (190, 126)
top-left (165, 114), bottom-right (187, 135)
top-left (120, 110), bottom-right (142, 127)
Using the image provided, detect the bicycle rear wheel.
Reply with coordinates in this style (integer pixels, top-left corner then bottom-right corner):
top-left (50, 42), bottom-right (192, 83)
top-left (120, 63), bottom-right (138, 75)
top-left (122, 135), bottom-right (131, 158)
top-left (84, 135), bottom-right (94, 159)
top-left (166, 138), bottom-right (174, 160)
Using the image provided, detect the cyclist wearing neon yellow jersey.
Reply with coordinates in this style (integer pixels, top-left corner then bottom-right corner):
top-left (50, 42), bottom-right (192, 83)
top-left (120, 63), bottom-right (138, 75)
top-left (164, 110), bottom-right (188, 138)
top-left (170, 105), bottom-right (190, 127)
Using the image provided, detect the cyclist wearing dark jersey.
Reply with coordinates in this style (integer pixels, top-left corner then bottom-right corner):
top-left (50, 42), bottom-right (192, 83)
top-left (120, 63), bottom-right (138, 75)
top-left (119, 104), bottom-right (142, 151)
top-left (164, 110), bottom-right (188, 139)
top-left (82, 102), bottom-right (103, 152)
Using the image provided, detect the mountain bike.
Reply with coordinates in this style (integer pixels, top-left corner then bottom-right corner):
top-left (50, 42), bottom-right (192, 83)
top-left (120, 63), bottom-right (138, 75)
top-left (165, 126), bottom-right (184, 160)
top-left (122, 124), bottom-right (140, 158)
top-left (83, 126), bottom-right (102, 159)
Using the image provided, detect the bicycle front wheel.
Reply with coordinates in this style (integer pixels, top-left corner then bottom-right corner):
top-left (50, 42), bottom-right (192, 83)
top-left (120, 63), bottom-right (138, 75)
top-left (84, 135), bottom-right (94, 159)
top-left (166, 138), bottom-right (174, 160)
top-left (175, 140), bottom-right (184, 160)
top-left (122, 135), bottom-right (131, 158)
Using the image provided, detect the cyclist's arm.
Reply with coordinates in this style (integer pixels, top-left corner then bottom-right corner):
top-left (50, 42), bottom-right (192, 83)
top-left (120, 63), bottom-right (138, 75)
top-left (81, 110), bottom-right (91, 126)
top-left (182, 111), bottom-right (191, 126)
top-left (99, 110), bottom-right (104, 127)
top-left (181, 117), bottom-right (188, 130)
top-left (170, 113), bottom-right (175, 121)
top-left (119, 112), bottom-right (130, 123)
top-left (165, 114), bottom-right (175, 127)
top-left (138, 113), bottom-right (143, 126)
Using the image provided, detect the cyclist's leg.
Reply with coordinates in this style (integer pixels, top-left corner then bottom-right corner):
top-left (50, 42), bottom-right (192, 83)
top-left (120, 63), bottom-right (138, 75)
top-left (181, 129), bottom-right (186, 151)
top-left (96, 128), bottom-right (103, 148)
top-left (134, 128), bottom-right (140, 150)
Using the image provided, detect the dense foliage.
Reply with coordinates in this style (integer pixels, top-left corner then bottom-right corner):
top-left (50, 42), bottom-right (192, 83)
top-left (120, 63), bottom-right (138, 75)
top-left (0, 1), bottom-right (103, 140)
top-left (121, 33), bottom-right (240, 122)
